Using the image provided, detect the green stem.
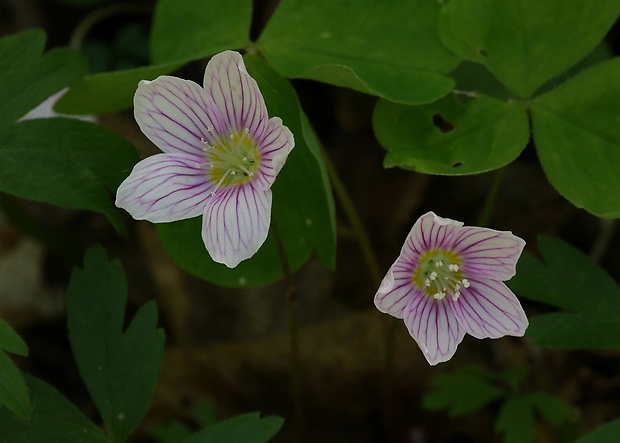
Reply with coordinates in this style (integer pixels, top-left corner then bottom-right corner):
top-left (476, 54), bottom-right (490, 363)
top-left (69, 3), bottom-right (152, 50)
top-left (321, 148), bottom-right (382, 287)
top-left (477, 167), bottom-right (506, 227)
top-left (271, 221), bottom-right (304, 435)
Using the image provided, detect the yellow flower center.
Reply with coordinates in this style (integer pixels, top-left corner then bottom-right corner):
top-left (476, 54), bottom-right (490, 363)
top-left (412, 248), bottom-right (469, 301)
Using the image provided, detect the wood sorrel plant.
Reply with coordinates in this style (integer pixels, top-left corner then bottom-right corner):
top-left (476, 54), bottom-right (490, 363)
top-left (1, 0), bottom-right (620, 442)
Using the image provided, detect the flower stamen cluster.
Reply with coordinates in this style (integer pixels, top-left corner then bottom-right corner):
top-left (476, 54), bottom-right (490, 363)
top-left (413, 249), bottom-right (470, 301)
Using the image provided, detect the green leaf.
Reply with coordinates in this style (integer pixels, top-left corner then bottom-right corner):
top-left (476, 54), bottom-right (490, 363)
top-left (495, 396), bottom-right (536, 443)
top-left (68, 246), bottom-right (165, 442)
top-left (0, 118), bottom-right (139, 232)
top-left (183, 412), bottom-right (284, 443)
top-left (576, 418), bottom-right (620, 443)
top-left (527, 392), bottom-right (569, 427)
top-left (150, 398), bottom-right (216, 443)
top-left (0, 317), bottom-right (27, 357)
top-left (0, 376), bottom-right (107, 443)
top-left (438, 0), bottom-right (620, 98)
top-left (508, 237), bottom-right (620, 348)
top-left (531, 57), bottom-right (620, 218)
top-left (258, 0), bottom-right (457, 104)
top-left (157, 55), bottom-right (336, 287)
top-left (150, 0), bottom-right (252, 64)
top-left (373, 94), bottom-right (529, 175)
top-left (55, 61), bottom-right (185, 115)
top-left (422, 373), bottom-right (505, 416)
top-left (0, 351), bottom-right (30, 418)
top-left (0, 29), bottom-right (86, 140)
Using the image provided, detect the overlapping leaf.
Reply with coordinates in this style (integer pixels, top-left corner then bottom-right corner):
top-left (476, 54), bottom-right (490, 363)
top-left (0, 318), bottom-right (29, 418)
top-left (508, 237), bottom-right (620, 348)
top-left (373, 94), bottom-right (529, 175)
top-left (438, 0), bottom-right (620, 98)
top-left (68, 246), bottom-right (164, 442)
top-left (157, 55), bottom-right (336, 287)
top-left (258, 0), bottom-right (458, 104)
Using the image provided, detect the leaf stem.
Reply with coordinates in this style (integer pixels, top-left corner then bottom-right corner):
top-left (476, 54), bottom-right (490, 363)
top-left (477, 166), bottom-right (506, 227)
top-left (271, 221), bottom-right (304, 436)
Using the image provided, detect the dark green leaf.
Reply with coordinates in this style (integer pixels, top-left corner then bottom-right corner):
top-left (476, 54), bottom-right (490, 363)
top-left (151, 421), bottom-right (193, 443)
top-left (0, 118), bottom-right (139, 232)
top-left (55, 61), bottom-right (185, 115)
top-left (576, 418), bottom-right (620, 443)
top-left (527, 392), bottom-right (569, 426)
top-left (373, 94), bottom-right (529, 175)
top-left (422, 373), bottom-right (505, 416)
top-left (157, 55), bottom-right (336, 287)
top-left (258, 0), bottom-right (457, 104)
top-left (0, 317), bottom-right (27, 357)
top-left (150, 0), bottom-right (252, 64)
top-left (495, 396), bottom-right (536, 443)
top-left (0, 376), bottom-right (107, 443)
top-left (183, 412), bottom-right (284, 443)
top-left (531, 57), bottom-right (620, 218)
top-left (438, 0), bottom-right (620, 98)
top-left (0, 351), bottom-right (30, 418)
top-left (68, 246), bottom-right (165, 442)
top-left (508, 237), bottom-right (620, 349)
top-left (0, 29), bottom-right (86, 140)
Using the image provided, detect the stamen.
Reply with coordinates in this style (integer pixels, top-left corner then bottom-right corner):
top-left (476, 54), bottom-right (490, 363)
top-left (435, 261), bottom-right (444, 267)
top-left (429, 272), bottom-right (437, 281)
top-left (210, 170), bottom-right (233, 196)
top-left (433, 292), bottom-right (446, 300)
top-left (462, 279), bottom-right (470, 288)
top-left (449, 264), bottom-right (459, 272)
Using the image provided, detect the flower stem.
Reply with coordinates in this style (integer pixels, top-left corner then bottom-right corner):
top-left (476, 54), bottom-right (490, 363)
top-left (477, 166), bottom-right (506, 227)
top-left (69, 3), bottom-right (152, 50)
top-left (321, 148), bottom-right (382, 287)
top-left (271, 221), bottom-right (304, 435)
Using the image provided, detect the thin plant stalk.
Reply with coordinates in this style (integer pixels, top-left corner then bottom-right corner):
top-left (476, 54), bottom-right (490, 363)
top-left (477, 166), bottom-right (506, 227)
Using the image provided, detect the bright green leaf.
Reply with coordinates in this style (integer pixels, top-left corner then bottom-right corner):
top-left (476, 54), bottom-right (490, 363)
top-left (373, 94), bottom-right (529, 175)
top-left (495, 396), bottom-right (536, 443)
top-left (150, 0), bottom-right (252, 64)
top-left (531, 57), bottom-right (620, 218)
top-left (68, 246), bottom-right (165, 442)
top-left (508, 237), bottom-right (620, 349)
top-left (258, 0), bottom-right (457, 104)
top-left (0, 376), bottom-right (107, 443)
top-left (527, 392), bottom-right (569, 427)
top-left (576, 418), bottom-right (620, 443)
top-left (422, 373), bottom-right (505, 416)
top-left (0, 351), bottom-right (30, 418)
top-left (0, 118), bottom-right (139, 232)
top-left (0, 29), bottom-right (86, 140)
top-left (0, 317), bottom-right (27, 357)
top-left (183, 412), bottom-right (284, 443)
top-left (55, 61), bottom-right (185, 115)
top-left (438, 0), bottom-right (620, 98)
top-left (157, 55), bottom-right (336, 287)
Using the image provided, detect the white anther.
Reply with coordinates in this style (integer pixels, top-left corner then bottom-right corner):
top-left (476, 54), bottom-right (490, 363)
top-left (433, 292), bottom-right (445, 300)
top-left (231, 171), bottom-right (236, 175)
top-left (429, 272), bottom-right (437, 281)
top-left (244, 127), bottom-right (250, 133)
top-left (424, 279), bottom-right (430, 287)
top-left (207, 126), bottom-right (214, 132)
top-left (449, 264), bottom-right (459, 272)
top-left (435, 261), bottom-right (444, 267)
top-left (462, 279), bottom-right (470, 288)
top-left (229, 133), bottom-right (235, 139)
top-left (243, 156), bottom-right (248, 162)
top-left (451, 293), bottom-right (460, 301)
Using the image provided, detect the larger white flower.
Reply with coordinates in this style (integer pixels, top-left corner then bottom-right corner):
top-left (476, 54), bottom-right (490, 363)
top-left (375, 212), bottom-right (528, 365)
top-left (116, 51), bottom-right (294, 268)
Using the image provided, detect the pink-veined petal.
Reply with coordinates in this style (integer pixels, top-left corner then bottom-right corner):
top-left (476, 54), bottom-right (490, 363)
top-left (253, 117), bottom-right (295, 190)
top-left (452, 226), bottom-right (525, 280)
top-left (116, 153), bottom-right (213, 222)
top-left (374, 258), bottom-right (417, 319)
top-left (404, 293), bottom-right (465, 365)
top-left (203, 51), bottom-right (267, 135)
top-left (202, 184), bottom-right (271, 268)
top-left (407, 212), bottom-right (464, 256)
top-left (134, 76), bottom-right (224, 155)
top-left (452, 278), bottom-right (528, 339)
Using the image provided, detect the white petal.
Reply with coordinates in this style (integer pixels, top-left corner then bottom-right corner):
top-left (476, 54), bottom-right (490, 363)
top-left (451, 226), bottom-right (525, 280)
top-left (134, 76), bottom-right (224, 156)
top-left (252, 117), bottom-right (295, 190)
top-left (406, 211), bottom-right (464, 256)
top-left (203, 51), bottom-right (268, 135)
top-left (202, 185), bottom-right (271, 268)
top-left (116, 153), bottom-right (213, 222)
top-left (404, 294), bottom-right (465, 366)
top-left (452, 278), bottom-right (528, 339)
top-left (374, 259), bottom-right (417, 319)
